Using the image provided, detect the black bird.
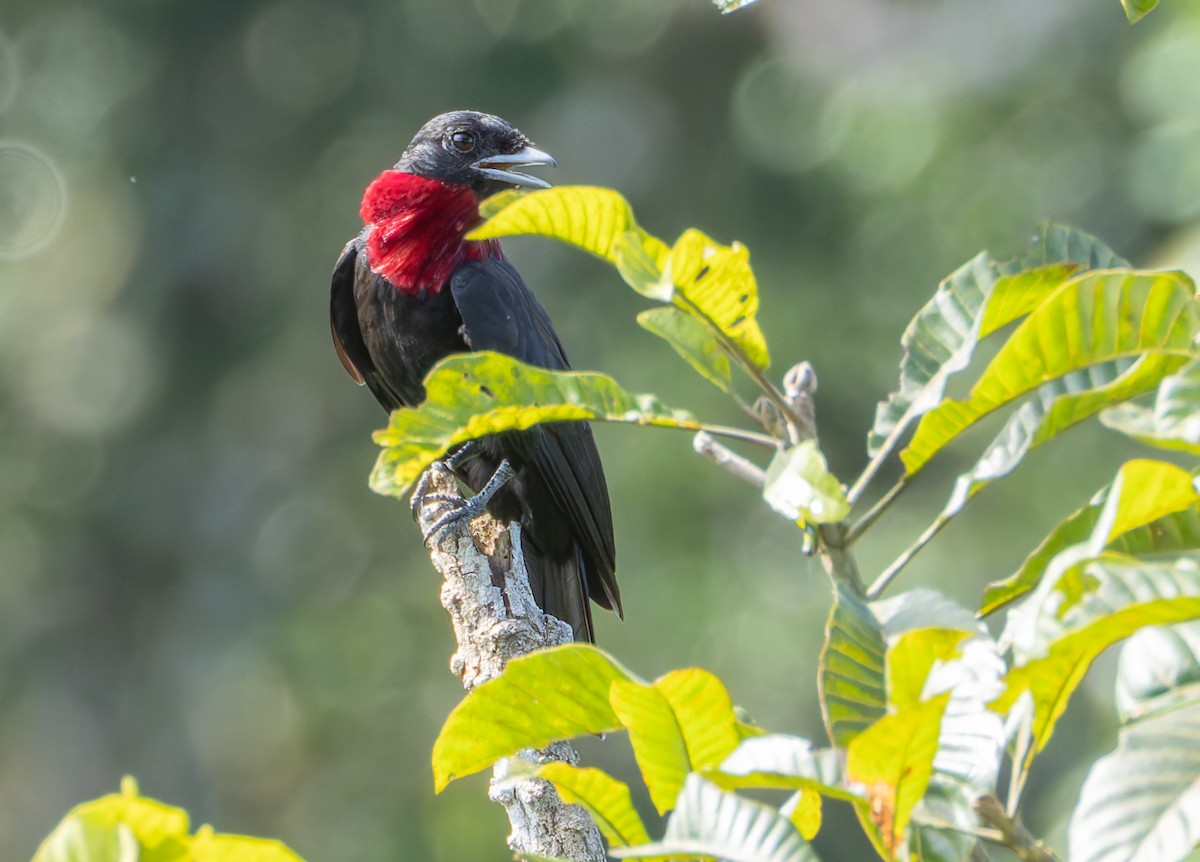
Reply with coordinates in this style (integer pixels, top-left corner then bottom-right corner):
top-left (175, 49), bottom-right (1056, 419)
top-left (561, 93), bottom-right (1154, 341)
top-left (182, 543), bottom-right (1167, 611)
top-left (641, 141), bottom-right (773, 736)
top-left (330, 110), bottom-right (620, 641)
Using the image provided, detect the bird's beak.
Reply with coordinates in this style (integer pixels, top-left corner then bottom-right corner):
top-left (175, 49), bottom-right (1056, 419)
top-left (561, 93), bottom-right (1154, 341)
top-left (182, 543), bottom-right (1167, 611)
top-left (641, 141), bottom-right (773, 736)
top-left (473, 145), bottom-right (557, 189)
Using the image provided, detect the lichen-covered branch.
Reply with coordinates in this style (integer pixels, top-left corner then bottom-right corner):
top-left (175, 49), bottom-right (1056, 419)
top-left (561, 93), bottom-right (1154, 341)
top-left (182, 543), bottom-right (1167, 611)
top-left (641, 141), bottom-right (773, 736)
top-left (413, 467), bottom-right (606, 862)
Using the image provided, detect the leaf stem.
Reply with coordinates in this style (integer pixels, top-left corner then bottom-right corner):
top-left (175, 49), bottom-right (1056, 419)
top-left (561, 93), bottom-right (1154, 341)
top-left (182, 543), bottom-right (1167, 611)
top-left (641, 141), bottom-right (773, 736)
top-left (674, 294), bottom-right (805, 436)
top-left (847, 419), bottom-right (913, 505)
top-left (690, 423), bottom-right (781, 450)
top-left (845, 477), bottom-right (909, 545)
top-left (866, 514), bottom-right (949, 599)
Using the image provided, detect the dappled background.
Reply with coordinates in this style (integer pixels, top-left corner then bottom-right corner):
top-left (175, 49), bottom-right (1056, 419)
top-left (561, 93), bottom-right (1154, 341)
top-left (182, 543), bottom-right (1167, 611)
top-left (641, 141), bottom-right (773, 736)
top-left (2, 0), bottom-right (1200, 858)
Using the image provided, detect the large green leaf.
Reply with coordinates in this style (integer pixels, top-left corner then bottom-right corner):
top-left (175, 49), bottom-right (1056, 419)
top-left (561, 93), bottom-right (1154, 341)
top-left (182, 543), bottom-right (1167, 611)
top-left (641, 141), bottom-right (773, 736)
top-left (940, 354), bottom-right (1183, 521)
top-left (610, 668), bottom-right (743, 814)
top-left (867, 224), bottom-right (1124, 459)
top-left (846, 695), bottom-right (952, 860)
top-left (469, 186), bottom-right (663, 266)
top-left (762, 441), bottom-right (851, 525)
top-left (902, 270), bottom-right (1199, 473)
top-left (992, 596), bottom-right (1200, 763)
top-left (983, 460), bottom-right (1200, 615)
top-left (33, 781), bottom-right (191, 862)
top-left (370, 352), bottom-right (698, 495)
top-left (636, 306), bottom-right (733, 393)
top-left (32, 780), bottom-right (304, 862)
top-left (190, 830), bottom-right (306, 862)
top-left (432, 644), bottom-right (634, 791)
top-left (662, 228), bottom-right (770, 370)
top-left (1121, 0), bottom-right (1159, 23)
top-left (533, 763), bottom-right (651, 847)
top-left (819, 584), bottom-right (887, 747)
top-left (1102, 356), bottom-right (1200, 456)
top-left (610, 775), bottom-right (818, 862)
top-left (1069, 701), bottom-right (1200, 862)
top-left (873, 591), bottom-right (1007, 795)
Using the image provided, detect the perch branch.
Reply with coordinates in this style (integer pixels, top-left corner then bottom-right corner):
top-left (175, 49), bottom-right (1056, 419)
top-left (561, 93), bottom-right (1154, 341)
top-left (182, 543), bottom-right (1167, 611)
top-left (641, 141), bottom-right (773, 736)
top-left (413, 468), bottom-right (605, 862)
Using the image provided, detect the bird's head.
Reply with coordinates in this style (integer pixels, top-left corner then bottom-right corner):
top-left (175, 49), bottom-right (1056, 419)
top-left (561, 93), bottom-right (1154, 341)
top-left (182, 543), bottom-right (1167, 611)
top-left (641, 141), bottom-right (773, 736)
top-left (395, 110), bottom-right (555, 197)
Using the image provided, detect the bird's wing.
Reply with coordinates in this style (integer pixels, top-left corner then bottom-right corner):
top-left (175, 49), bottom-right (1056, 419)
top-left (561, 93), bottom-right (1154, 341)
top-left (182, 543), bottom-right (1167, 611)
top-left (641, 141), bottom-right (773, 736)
top-left (331, 237), bottom-right (416, 411)
top-left (449, 258), bottom-right (620, 612)
top-left (331, 238), bottom-right (371, 385)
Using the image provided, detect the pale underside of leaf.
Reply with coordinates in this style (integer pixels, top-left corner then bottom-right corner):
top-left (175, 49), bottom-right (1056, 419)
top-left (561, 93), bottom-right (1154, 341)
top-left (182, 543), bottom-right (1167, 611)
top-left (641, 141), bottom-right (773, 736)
top-left (610, 775), bottom-right (817, 862)
top-left (1069, 701), bottom-right (1200, 862)
top-left (901, 270), bottom-right (1200, 474)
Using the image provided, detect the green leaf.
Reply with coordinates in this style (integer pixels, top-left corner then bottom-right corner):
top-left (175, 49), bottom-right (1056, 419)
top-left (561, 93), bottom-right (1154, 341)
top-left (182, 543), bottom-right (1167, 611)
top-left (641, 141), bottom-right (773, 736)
top-left (901, 270), bottom-right (1200, 473)
top-left (1069, 700), bottom-right (1200, 862)
top-left (33, 779), bottom-right (191, 862)
top-left (992, 597), bottom-right (1200, 762)
top-left (637, 306), bottom-right (733, 393)
top-left (990, 459), bottom-right (1200, 632)
top-left (191, 829), bottom-right (305, 862)
top-left (820, 584), bottom-right (887, 747)
top-left (469, 186), bottom-right (659, 265)
top-left (370, 352), bottom-right (698, 495)
top-left (869, 224), bottom-right (1126, 458)
top-left (1102, 356), bottom-right (1200, 455)
top-left (1121, 0), bottom-right (1159, 23)
top-left (847, 695), bottom-right (952, 860)
top-left (902, 270), bottom-right (1195, 473)
top-left (867, 252), bottom-right (1000, 458)
top-left (781, 790), bottom-right (822, 841)
top-left (610, 775), bottom-right (818, 862)
top-left (1117, 622), bottom-right (1200, 720)
top-left (610, 668), bottom-right (743, 814)
top-left (762, 441), bottom-right (851, 525)
top-left (534, 763), bottom-right (651, 847)
top-left (887, 629), bottom-right (971, 710)
top-left (715, 0), bottom-right (758, 13)
top-left (432, 644), bottom-right (635, 791)
top-left (940, 353), bottom-right (1184, 522)
top-left (663, 228), bottom-right (770, 370)
top-left (709, 734), bottom-right (867, 806)
top-left (31, 780), bottom-right (306, 862)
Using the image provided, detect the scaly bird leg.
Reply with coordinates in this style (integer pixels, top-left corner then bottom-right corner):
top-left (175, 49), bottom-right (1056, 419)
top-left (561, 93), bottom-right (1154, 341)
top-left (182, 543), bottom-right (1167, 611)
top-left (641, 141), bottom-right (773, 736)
top-left (420, 458), bottom-right (516, 546)
top-left (410, 441), bottom-right (482, 519)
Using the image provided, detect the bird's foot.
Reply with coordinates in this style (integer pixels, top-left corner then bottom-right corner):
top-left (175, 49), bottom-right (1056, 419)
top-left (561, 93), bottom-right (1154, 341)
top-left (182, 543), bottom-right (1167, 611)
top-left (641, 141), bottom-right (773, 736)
top-left (418, 458), bottom-right (516, 547)
top-left (410, 460), bottom-right (453, 521)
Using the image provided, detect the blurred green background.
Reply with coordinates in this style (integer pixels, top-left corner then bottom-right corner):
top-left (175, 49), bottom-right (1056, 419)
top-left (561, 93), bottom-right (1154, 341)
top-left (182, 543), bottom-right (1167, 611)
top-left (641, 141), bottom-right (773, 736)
top-left (2, 0), bottom-right (1200, 859)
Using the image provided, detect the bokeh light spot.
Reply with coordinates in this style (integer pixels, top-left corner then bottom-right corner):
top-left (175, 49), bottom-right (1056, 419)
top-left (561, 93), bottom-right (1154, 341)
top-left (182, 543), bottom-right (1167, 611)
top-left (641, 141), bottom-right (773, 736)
top-left (732, 56), bottom-right (830, 174)
top-left (243, 0), bottom-right (362, 116)
top-left (19, 313), bottom-right (157, 436)
top-left (0, 143), bottom-right (65, 258)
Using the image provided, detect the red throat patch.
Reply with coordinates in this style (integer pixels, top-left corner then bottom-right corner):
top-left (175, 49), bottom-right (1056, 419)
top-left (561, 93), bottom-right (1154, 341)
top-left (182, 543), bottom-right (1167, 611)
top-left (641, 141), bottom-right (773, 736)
top-left (359, 171), bottom-right (501, 293)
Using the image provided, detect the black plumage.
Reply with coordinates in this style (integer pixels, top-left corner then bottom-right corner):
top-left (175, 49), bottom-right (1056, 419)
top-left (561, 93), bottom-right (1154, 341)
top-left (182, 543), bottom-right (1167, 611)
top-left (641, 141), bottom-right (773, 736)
top-left (330, 111), bottom-right (620, 641)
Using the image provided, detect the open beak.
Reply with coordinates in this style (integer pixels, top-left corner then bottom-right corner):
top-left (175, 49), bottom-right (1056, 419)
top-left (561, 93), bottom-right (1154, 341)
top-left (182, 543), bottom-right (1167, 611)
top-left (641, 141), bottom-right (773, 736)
top-left (473, 145), bottom-right (556, 189)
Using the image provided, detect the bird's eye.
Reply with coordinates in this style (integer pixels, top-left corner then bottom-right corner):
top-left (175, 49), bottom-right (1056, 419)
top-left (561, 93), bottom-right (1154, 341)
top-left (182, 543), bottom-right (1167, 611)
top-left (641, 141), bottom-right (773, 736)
top-left (450, 130), bottom-right (476, 153)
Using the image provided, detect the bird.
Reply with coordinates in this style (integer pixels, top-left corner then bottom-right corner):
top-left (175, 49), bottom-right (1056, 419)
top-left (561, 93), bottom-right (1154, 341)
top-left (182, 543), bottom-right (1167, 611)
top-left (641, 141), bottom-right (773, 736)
top-left (330, 110), bottom-right (620, 642)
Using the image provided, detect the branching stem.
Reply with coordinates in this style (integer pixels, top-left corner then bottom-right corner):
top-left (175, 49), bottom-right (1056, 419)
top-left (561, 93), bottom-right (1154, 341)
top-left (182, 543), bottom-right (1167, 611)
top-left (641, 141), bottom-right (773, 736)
top-left (867, 513), bottom-right (949, 599)
top-left (845, 476), bottom-right (909, 545)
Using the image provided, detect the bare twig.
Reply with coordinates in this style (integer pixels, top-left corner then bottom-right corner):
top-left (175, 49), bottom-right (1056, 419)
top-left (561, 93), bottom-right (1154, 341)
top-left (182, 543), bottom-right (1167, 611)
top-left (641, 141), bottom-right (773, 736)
top-left (693, 431), bottom-right (767, 487)
top-left (974, 796), bottom-right (1059, 862)
top-left (413, 468), bottom-right (605, 862)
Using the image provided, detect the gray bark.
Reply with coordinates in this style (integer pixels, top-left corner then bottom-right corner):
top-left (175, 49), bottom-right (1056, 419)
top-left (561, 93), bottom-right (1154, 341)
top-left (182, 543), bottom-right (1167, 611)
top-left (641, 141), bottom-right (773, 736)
top-left (414, 466), bottom-right (606, 862)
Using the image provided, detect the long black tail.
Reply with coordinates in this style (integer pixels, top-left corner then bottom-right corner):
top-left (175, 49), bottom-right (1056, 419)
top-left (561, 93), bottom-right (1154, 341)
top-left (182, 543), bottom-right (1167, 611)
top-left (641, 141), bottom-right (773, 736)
top-left (523, 540), bottom-right (594, 642)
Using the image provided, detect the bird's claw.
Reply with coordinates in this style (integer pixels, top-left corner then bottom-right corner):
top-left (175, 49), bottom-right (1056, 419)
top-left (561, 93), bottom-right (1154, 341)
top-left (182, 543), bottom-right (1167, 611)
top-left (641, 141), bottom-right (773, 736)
top-left (410, 460), bottom-right (455, 520)
top-left (421, 492), bottom-right (488, 547)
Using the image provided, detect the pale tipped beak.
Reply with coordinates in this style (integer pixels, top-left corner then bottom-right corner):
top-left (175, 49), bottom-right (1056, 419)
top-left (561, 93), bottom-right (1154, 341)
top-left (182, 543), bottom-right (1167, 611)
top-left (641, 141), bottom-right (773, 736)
top-left (473, 145), bottom-right (557, 189)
